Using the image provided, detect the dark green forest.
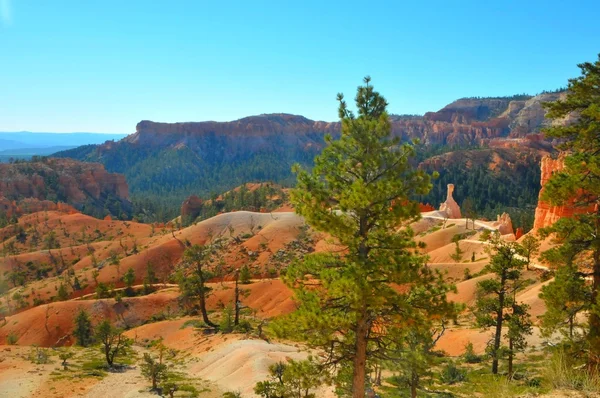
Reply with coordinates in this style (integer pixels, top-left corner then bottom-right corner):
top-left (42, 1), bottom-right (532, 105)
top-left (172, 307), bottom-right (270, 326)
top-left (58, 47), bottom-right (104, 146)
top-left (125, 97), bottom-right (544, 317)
top-left (54, 139), bottom-right (543, 231)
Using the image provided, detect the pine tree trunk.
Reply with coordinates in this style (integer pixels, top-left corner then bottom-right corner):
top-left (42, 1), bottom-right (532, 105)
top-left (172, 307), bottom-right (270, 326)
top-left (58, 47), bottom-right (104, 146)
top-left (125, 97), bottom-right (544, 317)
top-left (351, 312), bottom-right (369, 398)
top-left (588, 249), bottom-right (600, 368)
top-left (410, 372), bottom-right (418, 398)
top-left (492, 291), bottom-right (505, 375)
top-left (105, 345), bottom-right (112, 367)
top-left (197, 263), bottom-right (216, 327)
top-left (569, 316), bottom-right (574, 339)
top-left (234, 272), bottom-right (240, 326)
top-left (508, 338), bottom-right (514, 378)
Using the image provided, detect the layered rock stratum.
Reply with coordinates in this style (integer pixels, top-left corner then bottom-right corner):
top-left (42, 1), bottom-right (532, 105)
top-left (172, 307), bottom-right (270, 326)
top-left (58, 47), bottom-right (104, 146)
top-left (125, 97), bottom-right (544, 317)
top-left (532, 154), bottom-right (596, 230)
top-left (0, 158), bottom-right (131, 218)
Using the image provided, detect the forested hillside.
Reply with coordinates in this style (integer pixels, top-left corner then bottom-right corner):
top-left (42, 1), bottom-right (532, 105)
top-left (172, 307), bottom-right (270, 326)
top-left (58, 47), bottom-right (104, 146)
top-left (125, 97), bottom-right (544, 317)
top-left (55, 93), bottom-right (562, 228)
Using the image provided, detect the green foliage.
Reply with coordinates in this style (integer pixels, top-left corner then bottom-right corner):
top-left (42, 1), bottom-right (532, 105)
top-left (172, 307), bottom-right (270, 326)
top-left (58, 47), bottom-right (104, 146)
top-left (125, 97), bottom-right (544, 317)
top-left (276, 77), bottom-right (455, 395)
top-left (543, 349), bottom-right (600, 392)
top-left (95, 319), bottom-right (130, 367)
top-left (7, 332), bottom-right (18, 345)
top-left (540, 54), bottom-right (600, 365)
top-left (74, 309), bottom-right (94, 347)
top-left (29, 346), bottom-right (50, 364)
top-left (518, 234), bottom-right (540, 270)
top-left (254, 357), bottom-right (325, 398)
top-left (57, 283), bottom-right (69, 301)
top-left (420, 151), bottom-right (540, 232)
top-left (140, 352), bottom-right (168, 390)
top-left (387, 325), bottom-right (446, 397)
top-left (182, 183), bottom-right (287, 225)
top-left (219, 305), bottom-right (234, 333)
top-left (95, 282), bottom-right (110, 299)
top-left (177, 244), bottom-right (217, 327)
top-left (440, 362), bottom-right (467, 385)
top-left (505, 302), bottom-right (533, 376)
top-left (463, 342), bottom-right (482, 364)
top-left (239, 265), bottom-right (252, 284)
top-left (474, 233), bottom-right (528, 374)
top-left (58, 350), bottom-right (74, 370)
top-left (122, 267), bottom-right (135, 296)
top-left (180, 319), bottom-right (206, 329)
top-left (450, 240), bottom-right (463, 263)
top-left (540, 261), bottom-right (590, 340)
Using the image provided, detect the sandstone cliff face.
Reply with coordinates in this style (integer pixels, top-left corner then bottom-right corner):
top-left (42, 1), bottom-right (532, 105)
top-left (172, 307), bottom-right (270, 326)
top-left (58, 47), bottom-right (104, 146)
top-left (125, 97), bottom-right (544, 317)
top-left (0, 158), bottom-right (131, 218)
top-left (532, 155), bottom-right (596, 230)
top-left (116, 92), bottom-right (562, 151)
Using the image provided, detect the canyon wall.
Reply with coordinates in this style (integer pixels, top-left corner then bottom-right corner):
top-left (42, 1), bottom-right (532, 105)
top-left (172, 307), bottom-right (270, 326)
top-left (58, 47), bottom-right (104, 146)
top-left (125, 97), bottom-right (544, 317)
top-left (533, 154), bottom-right (596, 230)
top-left (0, 158), bottom-right (131, 218)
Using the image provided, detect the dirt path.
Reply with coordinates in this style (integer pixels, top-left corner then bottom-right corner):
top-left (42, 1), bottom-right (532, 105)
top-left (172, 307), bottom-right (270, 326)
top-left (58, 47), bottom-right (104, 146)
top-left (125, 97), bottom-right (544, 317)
top-left (82, 367), bottom-right (155, 398)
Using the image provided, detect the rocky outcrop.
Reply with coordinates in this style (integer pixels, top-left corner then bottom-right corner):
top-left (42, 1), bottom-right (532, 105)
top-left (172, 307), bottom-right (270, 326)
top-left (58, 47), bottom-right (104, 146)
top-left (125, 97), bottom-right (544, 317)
top-left (492, 212), bottom-right (514, 236)
top-left (181, 195), bottom-right (203, 221)
top-left (419, 203), bottom-right (435, 212)
top-left (515, 228), bottom-right (524, 240)
top-left (439, 184), bottom-right (461, 219)
top-left (533, 155), bottom-right (566, 229)
top-left (70, 92), bottom-right (564, 160)
top-left (0, 198), bottom-right (78, 218)
top-left (54, 92), bottom-right (565, 205)
top-left (0, 158), bottom-right (131, 219)
top-left (508, 92), bottom-right (565, 137)
top-left (532, 154), bottom-right (596, 230)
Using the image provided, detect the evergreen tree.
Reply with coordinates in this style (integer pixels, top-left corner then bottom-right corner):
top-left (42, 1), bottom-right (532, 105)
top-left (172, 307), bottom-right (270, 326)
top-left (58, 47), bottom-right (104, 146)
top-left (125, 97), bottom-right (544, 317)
top-left (95, 319), bottom-right (129, 367)
top-left (388, 323), bottom-right (446, 398)
top-left (505, 301), bottom-right (532, 378)
top-left (541, 54), bottom-right (600, 366)
top-left (57, 283), bottom-right (69, 301)
top-left (122, 267), bottom-right (136, 296)
top-left (140, 352), bottom-right (168, 390)
top-left (239, 264), bottom-right (252, 284)
top-left (540, 250), bottom-right (590, 340)
top-left (277, 77), bottom-right (454, 397)
top-left (73, 309), bottom-right (94, 347)
top-left (474, 233), bottom-right (527, 374)
top-left (180, 244), bottom-right (216, 327)
top-left (519, 234), bottom-right (540, 271)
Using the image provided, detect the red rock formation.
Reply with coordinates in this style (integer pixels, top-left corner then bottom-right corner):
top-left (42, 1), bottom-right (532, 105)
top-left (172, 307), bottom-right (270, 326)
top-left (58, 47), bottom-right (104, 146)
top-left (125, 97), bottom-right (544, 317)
top-left (181, 195), bottom-right (203, 220)
top-left (515, 228), bottom-right (524, 240)
top-left (0, 197), bottom-right (78, 218)
top-left (533, 154), bottom-right (596, 230)
top-left (419, 203), bottom-right (435, 212)
top-left (492, 212), bottom-right (514, 236)
top-left (0, 158), bottom-right (130, 218)
top-left (115, 93), bottom-right (562, 153)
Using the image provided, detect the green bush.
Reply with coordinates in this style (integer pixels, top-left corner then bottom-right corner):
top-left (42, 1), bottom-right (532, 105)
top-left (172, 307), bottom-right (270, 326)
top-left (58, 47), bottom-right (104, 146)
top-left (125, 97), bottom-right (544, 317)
top-left (440, 362), bottom-right (467, 384)
top-left (462, 342), bottom-right (482, 363)
top-left (7, 332), bottom-right (18, 345)
top-left (180, 319), bottom-right (206, 329)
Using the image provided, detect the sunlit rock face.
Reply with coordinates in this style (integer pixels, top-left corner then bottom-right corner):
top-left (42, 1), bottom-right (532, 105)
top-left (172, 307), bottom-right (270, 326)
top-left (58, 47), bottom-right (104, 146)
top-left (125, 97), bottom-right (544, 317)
top-left (0, 158), bottom-right (130, 217)
top-left (439, 184), bottom-right (462, 219)
top-left (533, 154), bottom-right (596, 230)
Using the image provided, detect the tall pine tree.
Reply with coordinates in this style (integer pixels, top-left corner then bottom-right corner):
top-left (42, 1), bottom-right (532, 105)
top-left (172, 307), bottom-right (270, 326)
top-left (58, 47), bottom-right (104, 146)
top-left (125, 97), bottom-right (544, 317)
top-left (542, 54), bottom-right (600, 366)
top-left (277, 77), bottom-right (454, 397)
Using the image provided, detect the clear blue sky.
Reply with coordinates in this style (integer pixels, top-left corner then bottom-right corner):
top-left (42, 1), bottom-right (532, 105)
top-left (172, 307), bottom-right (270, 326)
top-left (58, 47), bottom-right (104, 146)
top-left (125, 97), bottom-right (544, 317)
top-left (1, 0), bottom-right (599, 133)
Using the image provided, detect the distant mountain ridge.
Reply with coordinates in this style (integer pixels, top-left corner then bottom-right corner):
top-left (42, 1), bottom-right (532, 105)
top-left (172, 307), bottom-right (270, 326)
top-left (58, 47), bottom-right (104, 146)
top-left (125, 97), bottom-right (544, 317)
top-left (0, 132), bottom-right (127, 150)
top-left (53, 91), bottom-right (564, 222)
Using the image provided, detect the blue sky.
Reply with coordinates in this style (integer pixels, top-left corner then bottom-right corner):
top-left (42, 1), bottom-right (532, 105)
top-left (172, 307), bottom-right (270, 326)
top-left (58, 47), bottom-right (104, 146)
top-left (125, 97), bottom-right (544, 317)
top-left (1, 0), bottom-right (599, 133)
